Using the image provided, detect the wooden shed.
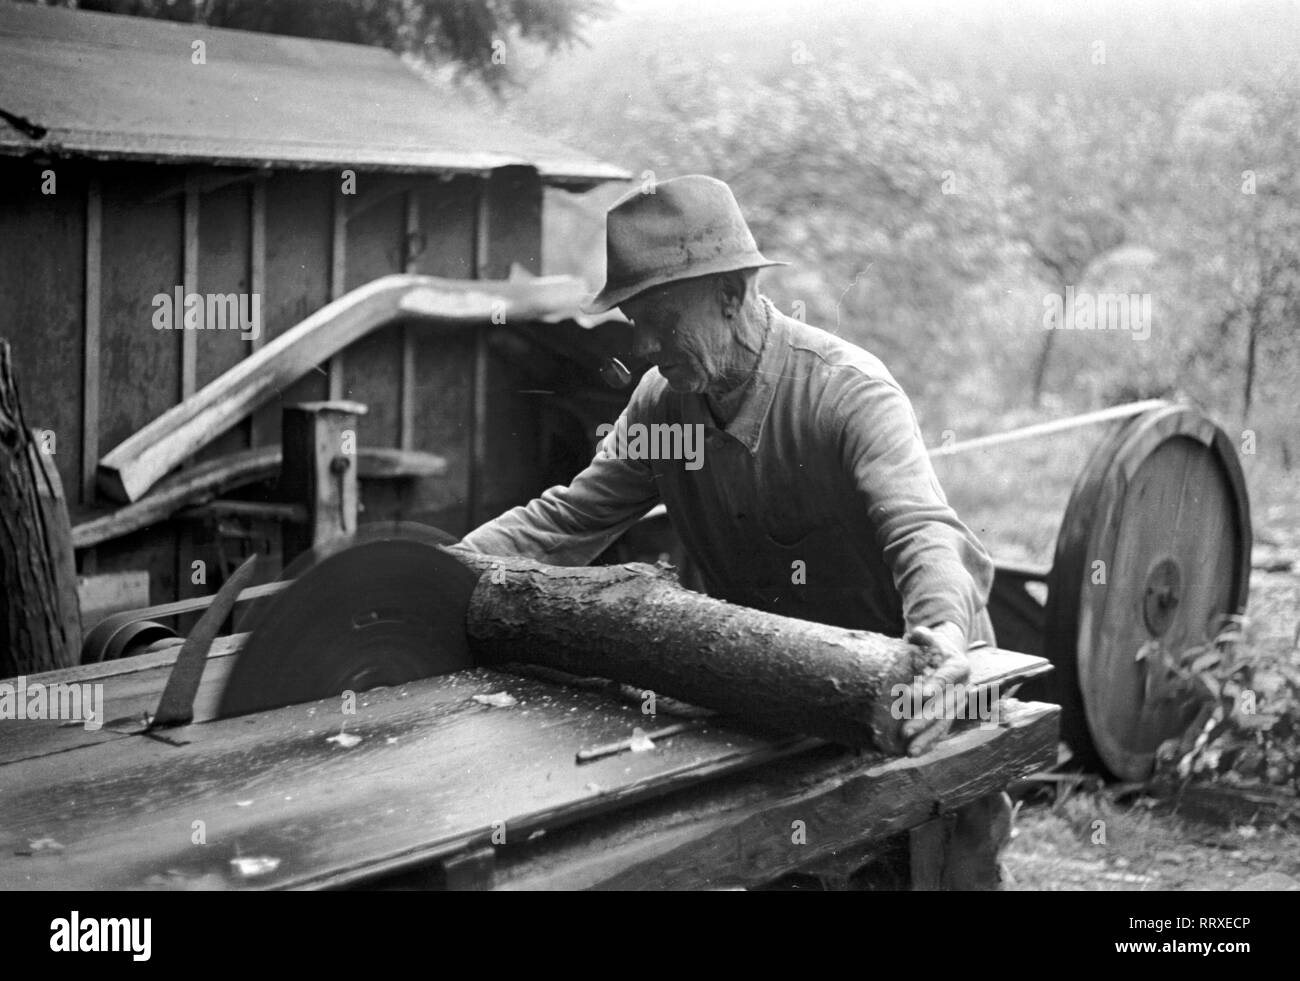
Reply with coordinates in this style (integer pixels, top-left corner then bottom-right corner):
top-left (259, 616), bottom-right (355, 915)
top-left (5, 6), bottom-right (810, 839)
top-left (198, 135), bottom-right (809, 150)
top-left (0, 3), bottom-right (632, 622)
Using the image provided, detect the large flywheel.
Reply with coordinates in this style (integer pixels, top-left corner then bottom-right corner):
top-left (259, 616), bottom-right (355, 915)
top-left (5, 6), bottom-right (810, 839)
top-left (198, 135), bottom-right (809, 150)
top-left (1045, 404), bottom-right (1251, 780)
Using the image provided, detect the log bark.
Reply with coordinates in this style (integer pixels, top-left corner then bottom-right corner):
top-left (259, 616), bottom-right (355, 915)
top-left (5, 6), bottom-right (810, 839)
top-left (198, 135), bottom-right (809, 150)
top-left (0, 341), bottom-right (81, 676)
top-left (454, 551), bottom-right (941, 753)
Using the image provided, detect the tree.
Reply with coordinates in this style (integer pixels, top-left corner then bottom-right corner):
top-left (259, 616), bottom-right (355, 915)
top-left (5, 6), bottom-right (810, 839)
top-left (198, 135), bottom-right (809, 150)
top-left (608, 44), bottom-right (1013, 414)
top-left (1166, 86), bottom-right (1300, 419)
top-left (31, 0), bottom-right (608, 91)
top-left (993, 94), bottom-right (1170, 406)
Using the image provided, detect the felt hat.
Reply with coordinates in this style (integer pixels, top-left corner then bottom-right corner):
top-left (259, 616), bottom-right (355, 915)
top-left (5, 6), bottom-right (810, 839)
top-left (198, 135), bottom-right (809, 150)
top-left (583, 175), bottom-right (788, 313)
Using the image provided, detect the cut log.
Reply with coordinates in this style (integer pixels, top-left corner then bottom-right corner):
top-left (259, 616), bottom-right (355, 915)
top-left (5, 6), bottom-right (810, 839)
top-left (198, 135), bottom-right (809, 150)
top-left (0, 341), bottom-right (82, 675)
top-left (455, 552), bottom-right (944, 753)
top-left (73, 446), bottom-right (449, 549)
top-left (96, 274), bottom-right (606, 502)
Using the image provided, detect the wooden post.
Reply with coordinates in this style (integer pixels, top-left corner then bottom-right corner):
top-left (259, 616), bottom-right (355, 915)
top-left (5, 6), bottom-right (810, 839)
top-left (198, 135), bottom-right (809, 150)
top-left (0, 341), bottom-right (82, 675)
top-left (81, 178), bottom-right (101, 508)
top-left (399, 191), bottom-right (420, 451)
top-left (181, 174), bottom-right (200, 401)
top-left (278, 401), bottom-right (367, 564)
top-left (466, 185), bottom-right (491, 530)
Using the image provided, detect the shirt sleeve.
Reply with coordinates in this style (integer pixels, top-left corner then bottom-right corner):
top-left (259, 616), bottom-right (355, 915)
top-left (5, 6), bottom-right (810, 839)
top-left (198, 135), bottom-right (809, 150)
top-left (457, 394), bottom-right (662, 566)
top-left (833, 371), bottom-right (995, 641)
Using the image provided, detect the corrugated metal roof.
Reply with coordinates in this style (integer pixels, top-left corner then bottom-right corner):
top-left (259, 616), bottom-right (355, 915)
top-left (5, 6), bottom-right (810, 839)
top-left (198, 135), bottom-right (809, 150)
top-left (0, 2), bottom-right (629, 186)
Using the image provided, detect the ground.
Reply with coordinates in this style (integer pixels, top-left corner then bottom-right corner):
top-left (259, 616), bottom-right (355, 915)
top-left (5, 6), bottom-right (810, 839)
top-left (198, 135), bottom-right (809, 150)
top-left (1004, 787), bottom-right (1300, 891)
top-left (1004, 468), bottom-right (1300, 890)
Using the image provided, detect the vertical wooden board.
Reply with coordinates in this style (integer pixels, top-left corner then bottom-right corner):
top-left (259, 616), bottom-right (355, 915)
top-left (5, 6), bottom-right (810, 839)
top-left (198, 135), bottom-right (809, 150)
top-left (83, 178), bottom-right (102, 509)
top-left (391, 178), bottom-right (480, 531)
top-left (328, 195), bottom-right (347, 400)
top-left (483, 350), bottom-right (543, 514)
top-left (98, 163), bottom-right (183, 458)
top-left (372, 328), bottom-right (471, 531)
top-left (472, 167), bottom-right (544, 529)
top-left (342, 180), bottom-right (404, 449)
top-left (411, 177), bottom-right (478, 278)
top-left (181, 179), bottom-right (199, 401)
top-left (251, 172), bottom-right (333, 447)
top-left (98, 163), bottom-right (184, 603)
top-left (194, 180), bottom-right (253, 462)
top-left (479, 166), bottom-right (543, 278)
top-left (0, 160), bottom-right (87, 511)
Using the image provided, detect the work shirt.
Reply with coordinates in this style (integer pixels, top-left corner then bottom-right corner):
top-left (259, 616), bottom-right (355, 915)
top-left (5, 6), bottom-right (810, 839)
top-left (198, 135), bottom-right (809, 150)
top-left (461, 299), bottom-right (996, 646)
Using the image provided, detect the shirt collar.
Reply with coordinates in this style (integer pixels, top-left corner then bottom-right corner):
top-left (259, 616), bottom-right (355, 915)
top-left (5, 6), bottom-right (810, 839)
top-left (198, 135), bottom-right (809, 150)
top-left (688, 297), bottom-right (787, 454)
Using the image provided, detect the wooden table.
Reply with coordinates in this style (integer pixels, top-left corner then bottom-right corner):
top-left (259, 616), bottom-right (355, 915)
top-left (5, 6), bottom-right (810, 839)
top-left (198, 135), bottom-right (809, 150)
top-left (0, 643), bottom-right (1058, 890)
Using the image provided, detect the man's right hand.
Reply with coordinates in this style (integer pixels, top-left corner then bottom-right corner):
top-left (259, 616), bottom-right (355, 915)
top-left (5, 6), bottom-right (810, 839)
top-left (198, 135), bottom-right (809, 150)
top-left (900, 622), bottom-right (971, 757)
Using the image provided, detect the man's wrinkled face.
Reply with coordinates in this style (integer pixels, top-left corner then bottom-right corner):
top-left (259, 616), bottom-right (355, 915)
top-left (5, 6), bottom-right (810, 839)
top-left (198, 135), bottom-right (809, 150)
top-left (621, 277), bottom-right (731, 394)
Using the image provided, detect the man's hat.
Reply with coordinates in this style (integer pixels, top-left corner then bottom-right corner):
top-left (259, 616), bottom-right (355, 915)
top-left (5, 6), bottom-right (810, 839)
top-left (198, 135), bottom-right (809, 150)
top-left (583, 175), bottom-right (788, 314)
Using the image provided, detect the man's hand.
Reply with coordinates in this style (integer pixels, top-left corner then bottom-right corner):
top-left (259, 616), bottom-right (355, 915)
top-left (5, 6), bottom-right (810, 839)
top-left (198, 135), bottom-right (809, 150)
top-left (900, 622), bottom-right (971, 757)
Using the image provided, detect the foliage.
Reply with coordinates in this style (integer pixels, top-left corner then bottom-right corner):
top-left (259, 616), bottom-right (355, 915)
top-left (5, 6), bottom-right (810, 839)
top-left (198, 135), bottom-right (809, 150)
top-left (505, 3), bottom-right (1300, 448)
top-left (609, 43), bottom-right (1019, 418)
top-left (29, 0), bottom-right (608, 91)
top-left (1151, 617), bottom-right (1300, 794)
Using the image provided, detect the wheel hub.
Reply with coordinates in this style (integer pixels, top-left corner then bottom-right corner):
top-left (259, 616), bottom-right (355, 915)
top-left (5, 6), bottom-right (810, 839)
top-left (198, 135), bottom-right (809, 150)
top-left (1142, 557), bottom-right (1181, 636)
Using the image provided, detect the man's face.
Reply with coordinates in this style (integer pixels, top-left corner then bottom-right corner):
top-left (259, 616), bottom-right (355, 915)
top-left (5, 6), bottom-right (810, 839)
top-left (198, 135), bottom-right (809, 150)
top-left (620, 277), bottom-right (731, 394)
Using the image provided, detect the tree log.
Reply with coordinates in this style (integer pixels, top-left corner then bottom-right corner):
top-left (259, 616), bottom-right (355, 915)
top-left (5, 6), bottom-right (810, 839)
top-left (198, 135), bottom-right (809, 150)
top-left (454, 551), bottom-right (941, 753)
top-left (0, 341), bottom-right (81, 676)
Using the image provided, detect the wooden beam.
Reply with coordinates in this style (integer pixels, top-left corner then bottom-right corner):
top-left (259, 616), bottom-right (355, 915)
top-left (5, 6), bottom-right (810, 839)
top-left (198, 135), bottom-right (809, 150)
top-left (75, 444), bottom-right (449, 548)
top-left (178, 500), bottom-right (309, 524)
top-left (81, 178), bottom-right (101, 506)
top-left (181, 175), bottom-right (199, 401)
top-left (96, 274), bottom-right (588, 502)
top-left (328, 193), bottom-right (347, 400)
top-left (141, 167), bottom-right (261, 206)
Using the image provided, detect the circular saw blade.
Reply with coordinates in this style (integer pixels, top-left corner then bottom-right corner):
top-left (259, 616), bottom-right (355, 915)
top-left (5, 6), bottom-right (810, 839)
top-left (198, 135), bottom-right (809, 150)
top-left (234, 521), bottom-right (462, 634)
top-left (218, 525), bottom-right (478, 718)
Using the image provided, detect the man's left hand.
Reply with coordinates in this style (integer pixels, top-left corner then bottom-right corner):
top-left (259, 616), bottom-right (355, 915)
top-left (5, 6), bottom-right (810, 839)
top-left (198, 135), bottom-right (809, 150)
top-left (900, 622), bottom-right (971, 757)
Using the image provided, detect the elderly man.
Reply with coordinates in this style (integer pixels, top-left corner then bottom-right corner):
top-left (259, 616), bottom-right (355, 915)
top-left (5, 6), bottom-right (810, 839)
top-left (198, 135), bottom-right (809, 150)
top-left (460, 175), bottom-right (1009, 886)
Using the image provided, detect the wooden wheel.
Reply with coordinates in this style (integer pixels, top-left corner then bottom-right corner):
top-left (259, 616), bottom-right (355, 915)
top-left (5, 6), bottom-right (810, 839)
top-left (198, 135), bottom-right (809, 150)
top-left (1044, 403), bottom-right (1251, 780)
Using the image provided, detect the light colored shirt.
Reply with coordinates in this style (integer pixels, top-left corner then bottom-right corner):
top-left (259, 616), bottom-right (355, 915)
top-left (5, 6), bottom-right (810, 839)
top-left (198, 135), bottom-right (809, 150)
top-left (461, 299), bottom-right (996, 645)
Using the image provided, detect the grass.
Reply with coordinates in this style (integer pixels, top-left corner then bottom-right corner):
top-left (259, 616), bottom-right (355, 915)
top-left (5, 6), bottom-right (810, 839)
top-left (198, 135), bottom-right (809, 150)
top-left (1004, 787), bottom-right (1300, 890)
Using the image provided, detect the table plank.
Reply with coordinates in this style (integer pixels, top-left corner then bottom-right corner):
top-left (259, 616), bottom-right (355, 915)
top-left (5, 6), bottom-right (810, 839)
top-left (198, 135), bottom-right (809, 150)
top-left (493, 699), bottom-right (1059, 890)
top-left (0, 667), bottom-right (807, 890)
top-left (0, 639), bottom-right (241, 766)
top-left (0, 643), bottom-right (1052, 890)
